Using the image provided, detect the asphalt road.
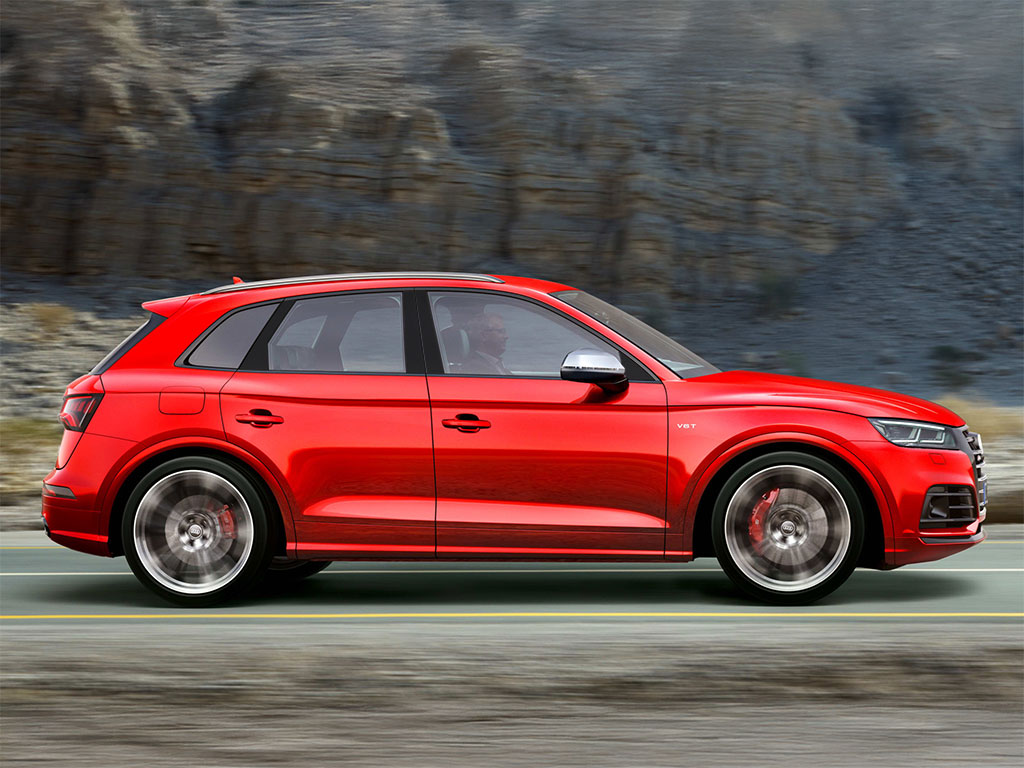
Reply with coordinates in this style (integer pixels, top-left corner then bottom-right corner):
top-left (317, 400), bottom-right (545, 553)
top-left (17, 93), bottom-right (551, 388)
top-left (2, 528), bottom-right (1022, 767)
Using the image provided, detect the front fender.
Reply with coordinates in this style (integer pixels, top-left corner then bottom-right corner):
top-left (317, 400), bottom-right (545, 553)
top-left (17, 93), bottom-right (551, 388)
top-left (671, 423), bottom-right (893, 558)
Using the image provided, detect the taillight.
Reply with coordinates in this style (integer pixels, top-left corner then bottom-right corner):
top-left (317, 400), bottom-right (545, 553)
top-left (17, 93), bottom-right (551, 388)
top-left (60, 394), bottom-right (103, 432)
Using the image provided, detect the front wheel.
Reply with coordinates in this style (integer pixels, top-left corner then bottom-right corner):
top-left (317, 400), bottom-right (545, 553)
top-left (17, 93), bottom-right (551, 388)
top-left (712, 452), bottom-right (864, 604)
top-left (122, 457), bottom-right (274, 607)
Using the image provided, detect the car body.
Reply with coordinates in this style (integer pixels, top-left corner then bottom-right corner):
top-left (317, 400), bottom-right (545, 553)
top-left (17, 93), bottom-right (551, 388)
top-left (43, 272), bottom-right (987, 606)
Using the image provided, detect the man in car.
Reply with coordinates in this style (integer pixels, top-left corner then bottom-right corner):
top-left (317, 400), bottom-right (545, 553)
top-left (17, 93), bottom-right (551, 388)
top-left (459, 312), bottom-right (512, 375)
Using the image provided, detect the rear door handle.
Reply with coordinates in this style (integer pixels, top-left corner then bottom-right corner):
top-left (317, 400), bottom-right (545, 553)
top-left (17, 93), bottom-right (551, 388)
top-left (441, 414), bottom-right (491, 433)
top-left (236, 409), bottom-right (284, 428)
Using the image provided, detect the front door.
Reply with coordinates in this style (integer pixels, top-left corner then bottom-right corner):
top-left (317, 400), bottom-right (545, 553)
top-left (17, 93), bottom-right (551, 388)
top-left (222, 290), bottom-right (435, 558)
top-left (422, 290), bottom-right (668, 558)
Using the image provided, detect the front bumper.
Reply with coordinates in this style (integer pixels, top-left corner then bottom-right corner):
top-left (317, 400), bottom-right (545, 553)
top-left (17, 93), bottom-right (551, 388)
top-left (845, 438), bottom-right (986, 567)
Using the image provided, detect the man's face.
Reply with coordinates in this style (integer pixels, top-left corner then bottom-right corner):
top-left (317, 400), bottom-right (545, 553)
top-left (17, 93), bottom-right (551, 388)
top-left (477, 315), bottom-right (508, 358)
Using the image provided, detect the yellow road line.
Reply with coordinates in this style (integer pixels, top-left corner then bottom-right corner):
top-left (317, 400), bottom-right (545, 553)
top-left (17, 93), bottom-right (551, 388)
top-left (1, 611), bottom-right (1022, 621)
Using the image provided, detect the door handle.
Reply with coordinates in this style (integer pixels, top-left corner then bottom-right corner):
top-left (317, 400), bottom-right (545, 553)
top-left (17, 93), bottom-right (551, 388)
top-left (442, 414), bottom-right (491, 433)
top-left (235, 409), bottom-right (284, 428)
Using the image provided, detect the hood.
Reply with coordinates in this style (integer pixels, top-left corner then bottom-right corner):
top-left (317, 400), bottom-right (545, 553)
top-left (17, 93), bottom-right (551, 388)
top-left (667, 371), bottom-right (964, 425)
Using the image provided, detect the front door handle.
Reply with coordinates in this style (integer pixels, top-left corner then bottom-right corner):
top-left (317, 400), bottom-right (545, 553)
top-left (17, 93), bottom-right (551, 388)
top-left (442, 414), bottom-right (491, 433)
top-left (236, 409), bottom-right (284, 428)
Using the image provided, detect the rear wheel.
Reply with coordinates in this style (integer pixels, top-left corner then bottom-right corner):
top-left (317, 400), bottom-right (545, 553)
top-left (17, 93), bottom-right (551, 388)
top-left (712, 452), bottom-right (864, 604)
top-left (122, 457), bottom-right (274, 607)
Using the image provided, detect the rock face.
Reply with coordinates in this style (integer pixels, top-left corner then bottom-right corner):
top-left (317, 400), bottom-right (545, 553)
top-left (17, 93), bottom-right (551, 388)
top-left (2, 0), bottom-right (1020, 309)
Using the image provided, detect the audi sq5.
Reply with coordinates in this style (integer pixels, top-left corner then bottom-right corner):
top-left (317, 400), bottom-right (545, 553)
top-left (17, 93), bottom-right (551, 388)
top-left (42, 272), bottom-right (987, 606)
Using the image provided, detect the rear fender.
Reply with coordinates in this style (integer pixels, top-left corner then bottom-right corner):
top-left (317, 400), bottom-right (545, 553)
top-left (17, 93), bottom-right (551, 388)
top-left (100, 436), bottom-right (296, 551)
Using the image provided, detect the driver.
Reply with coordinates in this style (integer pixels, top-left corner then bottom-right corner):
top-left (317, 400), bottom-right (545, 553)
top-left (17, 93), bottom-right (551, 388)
top-left (460, 312), bottom-right (511, 375)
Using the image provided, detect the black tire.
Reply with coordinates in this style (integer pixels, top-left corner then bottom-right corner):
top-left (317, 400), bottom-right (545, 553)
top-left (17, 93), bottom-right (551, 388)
top-left (262, 557), bottom-right (330, 587)
top-left (711, 451), bottom-right (864, 605)
top-left (122, 456), bottom-right (275, 607)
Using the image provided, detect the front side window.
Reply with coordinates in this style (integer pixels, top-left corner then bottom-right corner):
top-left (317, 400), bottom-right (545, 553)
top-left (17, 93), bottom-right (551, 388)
top-left (268, 292), bottom-right (404, 373)
top-left (428, 292), bottom-right (619, 378)
top-left (187, 303), bottom-right (276, 369)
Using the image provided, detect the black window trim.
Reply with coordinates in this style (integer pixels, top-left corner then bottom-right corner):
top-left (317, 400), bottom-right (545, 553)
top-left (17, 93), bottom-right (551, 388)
top-left (414, 288), bottom-right (658, 383)
top-left (214, 288), bottom-right (425, 376)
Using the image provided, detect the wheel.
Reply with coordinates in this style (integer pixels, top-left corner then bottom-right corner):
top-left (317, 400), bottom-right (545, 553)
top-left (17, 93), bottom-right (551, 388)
top-left (122, 457), bottom-right (274, 607)
top-left (711, 452), bottom-right (864, 604)
top-left (262, 557), bottom-right (330, 586)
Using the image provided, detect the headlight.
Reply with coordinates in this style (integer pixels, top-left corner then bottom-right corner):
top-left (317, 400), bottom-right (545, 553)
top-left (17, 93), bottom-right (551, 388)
top-left (868, 418), bottom-right (957, 449)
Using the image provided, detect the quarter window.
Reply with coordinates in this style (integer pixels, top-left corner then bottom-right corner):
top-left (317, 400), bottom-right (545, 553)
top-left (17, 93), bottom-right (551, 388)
top-left (428, 292), bottom-right (619, 378)
top-left (187, 303), bottom-right (276, 369)
top-left (268, 293), bottom-right (404, 373)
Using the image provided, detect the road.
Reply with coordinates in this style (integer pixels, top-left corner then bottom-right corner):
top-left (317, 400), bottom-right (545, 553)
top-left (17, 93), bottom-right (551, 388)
top-left (2, 528), bottom-right (1022, 766)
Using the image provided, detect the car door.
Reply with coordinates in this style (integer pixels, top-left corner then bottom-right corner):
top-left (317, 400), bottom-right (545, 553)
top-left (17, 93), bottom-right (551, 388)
top-left (421, 290), bottom-right (669, 558)
top-left (221, 289), bottom-right (435, 559)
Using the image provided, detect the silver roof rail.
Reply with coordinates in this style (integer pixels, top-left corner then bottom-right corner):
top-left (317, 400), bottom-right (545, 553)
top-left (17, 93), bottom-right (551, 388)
top-left (203, 272), bottom-right (504, 295)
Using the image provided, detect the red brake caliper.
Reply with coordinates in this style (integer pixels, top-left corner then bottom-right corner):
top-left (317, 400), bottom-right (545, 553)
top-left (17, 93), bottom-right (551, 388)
top-left (749, 488), bottom-right (779, 552)
top-left (217, 504), bottom-right (237, 539)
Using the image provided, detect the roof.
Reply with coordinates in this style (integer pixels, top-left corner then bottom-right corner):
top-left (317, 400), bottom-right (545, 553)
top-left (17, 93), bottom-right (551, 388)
top-left (202, 272), bottom-right (504, 295)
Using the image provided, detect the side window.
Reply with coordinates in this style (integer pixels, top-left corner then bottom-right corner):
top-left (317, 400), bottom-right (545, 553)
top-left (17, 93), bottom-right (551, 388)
top-left (268, 293), bottom-right (404, 373)
top-left (187, 303), bottom-right (276, 369)
top-left (428, 292), bottom-right (619, 378)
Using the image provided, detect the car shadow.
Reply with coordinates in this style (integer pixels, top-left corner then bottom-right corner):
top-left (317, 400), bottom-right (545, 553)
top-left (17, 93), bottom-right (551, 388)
top-left (32, 566), bottom-right (980, 611)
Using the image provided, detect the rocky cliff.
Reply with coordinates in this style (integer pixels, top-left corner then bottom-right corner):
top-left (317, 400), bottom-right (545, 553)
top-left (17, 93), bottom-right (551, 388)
top-left (3, 0), bottom-right (1020, 309)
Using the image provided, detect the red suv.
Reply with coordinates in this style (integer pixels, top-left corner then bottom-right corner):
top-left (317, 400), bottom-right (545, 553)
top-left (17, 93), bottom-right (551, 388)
top-left (43, 272), bottom-right (987, 606)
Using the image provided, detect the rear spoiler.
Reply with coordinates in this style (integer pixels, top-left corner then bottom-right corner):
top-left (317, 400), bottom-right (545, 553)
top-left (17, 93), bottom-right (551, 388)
top-left (141, 294), bottom-right (192, 317)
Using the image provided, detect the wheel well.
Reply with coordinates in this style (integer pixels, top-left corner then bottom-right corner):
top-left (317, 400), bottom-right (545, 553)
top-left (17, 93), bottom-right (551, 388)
top-left (690, 441), bottom-right (884, 567)
top-left (107, 447), bottom-right (288, 557)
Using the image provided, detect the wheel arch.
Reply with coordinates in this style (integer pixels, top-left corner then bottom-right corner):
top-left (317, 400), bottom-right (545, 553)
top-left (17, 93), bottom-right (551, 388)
top-left (105, 442), bottom-right (292, 558)
top-left (687, 439), bottom-right (887, 568)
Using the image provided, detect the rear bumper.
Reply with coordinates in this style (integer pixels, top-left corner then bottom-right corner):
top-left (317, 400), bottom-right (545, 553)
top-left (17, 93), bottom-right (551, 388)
top-left (41, 490), bottom-right (112, 557)
top-left (41, 431), bottom-right (136, 558)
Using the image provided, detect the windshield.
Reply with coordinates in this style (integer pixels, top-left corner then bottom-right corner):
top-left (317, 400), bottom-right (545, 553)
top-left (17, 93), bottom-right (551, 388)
top-left (552, 290), bottom-right (719, 378)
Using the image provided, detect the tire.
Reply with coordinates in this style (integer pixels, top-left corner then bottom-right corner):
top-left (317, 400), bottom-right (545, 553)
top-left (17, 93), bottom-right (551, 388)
top-left (262, 557), bottom-right (330, 587)
top-left (122, 456), bottom-right (274, 607)
top-left (711, 451), bottom-right (864, 605)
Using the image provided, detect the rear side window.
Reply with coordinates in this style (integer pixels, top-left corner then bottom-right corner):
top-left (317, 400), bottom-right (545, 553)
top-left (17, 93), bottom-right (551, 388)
top-left (268, 293), bottom-right (404, 373)
top-left (187, 303), bottom-right (277, 369)
top-left (91, 314), bottom-right (164, 374)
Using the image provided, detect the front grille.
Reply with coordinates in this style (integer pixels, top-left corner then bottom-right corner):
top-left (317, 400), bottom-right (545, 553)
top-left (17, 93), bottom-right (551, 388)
top-left (920, 485), bottom-right (978, 529)
top-left (963, 426), bottom-right (987, 518)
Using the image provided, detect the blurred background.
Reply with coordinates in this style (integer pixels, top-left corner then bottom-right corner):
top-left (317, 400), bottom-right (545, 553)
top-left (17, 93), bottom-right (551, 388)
top-left (0, 0), bottom-right (1019, 512)
top-left (2, 0), bottom-right (1021, 525)
top-left (1, 3), bottom-right (1022, 765)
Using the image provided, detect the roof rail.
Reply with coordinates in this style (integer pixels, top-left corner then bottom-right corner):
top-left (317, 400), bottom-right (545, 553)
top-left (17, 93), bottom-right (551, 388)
top-left (202, 272), bottom-right (504, 295)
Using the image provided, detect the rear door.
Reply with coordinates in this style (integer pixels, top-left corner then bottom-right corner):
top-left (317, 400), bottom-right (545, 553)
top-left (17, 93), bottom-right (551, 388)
top-left (220, 289), bottom-right (435, 559)
top-left (422, 290), bottom-right (669, 558)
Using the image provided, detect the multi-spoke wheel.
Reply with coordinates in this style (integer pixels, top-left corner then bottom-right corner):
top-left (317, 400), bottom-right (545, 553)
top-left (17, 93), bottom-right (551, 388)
top-left (712, 452), bottom-right (864, 604)
top-left (122, 457), bottom-right (273, 607)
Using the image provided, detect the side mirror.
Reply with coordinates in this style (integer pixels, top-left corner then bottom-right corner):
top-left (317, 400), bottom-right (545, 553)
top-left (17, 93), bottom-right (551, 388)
top-left (560, 348), bottom-right (629, 393)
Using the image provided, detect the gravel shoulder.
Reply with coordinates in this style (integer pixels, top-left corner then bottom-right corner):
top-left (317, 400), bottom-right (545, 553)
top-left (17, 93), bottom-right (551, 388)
top-left (1, 623), bottom-right (1021, 767)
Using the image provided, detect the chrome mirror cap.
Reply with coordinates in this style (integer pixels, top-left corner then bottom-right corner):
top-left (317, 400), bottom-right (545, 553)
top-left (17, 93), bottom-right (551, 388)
top-left (560, 348), bottom-right (628, 392)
